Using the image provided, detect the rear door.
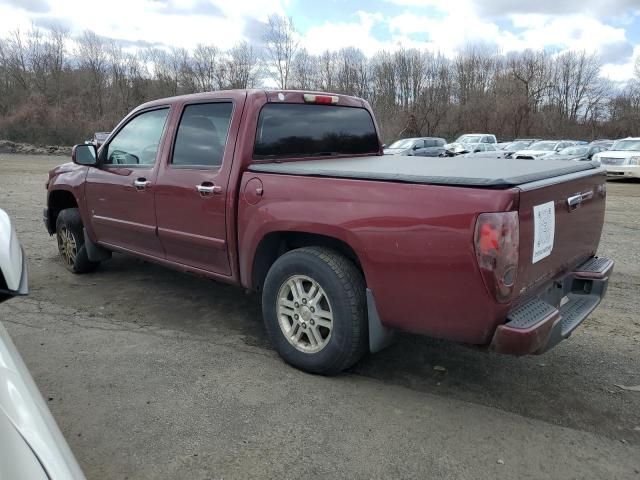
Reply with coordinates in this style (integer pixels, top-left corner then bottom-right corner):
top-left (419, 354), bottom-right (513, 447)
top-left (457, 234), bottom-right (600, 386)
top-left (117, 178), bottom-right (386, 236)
top-left (85, 107), bottom-right (170, 256)
top-left (413, 140), bottom-right (427, 156)
top-left (515, 170), bottom-right (606, 299)
top-left (153, 97), bottom-right (241, 276)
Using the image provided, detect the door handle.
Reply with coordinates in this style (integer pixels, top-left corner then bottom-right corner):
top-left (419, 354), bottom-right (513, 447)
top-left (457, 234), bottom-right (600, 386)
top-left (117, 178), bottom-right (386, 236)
top-left (197, 183), bottom-right (222, 196)
top-left (133, 178), bottom-right (150, 190)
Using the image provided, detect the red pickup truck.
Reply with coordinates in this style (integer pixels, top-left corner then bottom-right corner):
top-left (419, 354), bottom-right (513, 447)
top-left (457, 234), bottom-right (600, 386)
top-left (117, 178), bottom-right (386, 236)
top-left (44, 90), bottom-right (613, 374)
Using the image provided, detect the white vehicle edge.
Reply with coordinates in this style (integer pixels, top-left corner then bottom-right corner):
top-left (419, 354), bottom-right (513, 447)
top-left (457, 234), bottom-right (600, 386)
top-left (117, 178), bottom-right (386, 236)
top-left (0, 208), bottom-right (86, 480)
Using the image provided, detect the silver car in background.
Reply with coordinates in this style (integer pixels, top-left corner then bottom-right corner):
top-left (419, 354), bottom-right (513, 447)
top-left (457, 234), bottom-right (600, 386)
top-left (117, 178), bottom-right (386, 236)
top-left (0, 208), bottom-right (85, 479)
top-left (512, 140), bottom-right (576, 159)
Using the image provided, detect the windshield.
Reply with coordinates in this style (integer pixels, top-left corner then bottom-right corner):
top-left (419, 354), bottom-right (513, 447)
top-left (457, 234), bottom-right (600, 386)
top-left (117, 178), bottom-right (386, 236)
top-left (388, 139), bottom-right (415, 149)
top-left (559, 146), bottom-right (588, 156)
top-left (254, 104), bottom-right (379, 159)
top-left (527, 141), bottom-right (557, 151)
top-left (611, 139), bottom-right (640, 151)
top-left (454, 135), bottom-right (482, 144)
top-left (505, 141), bottom-right (528, 151)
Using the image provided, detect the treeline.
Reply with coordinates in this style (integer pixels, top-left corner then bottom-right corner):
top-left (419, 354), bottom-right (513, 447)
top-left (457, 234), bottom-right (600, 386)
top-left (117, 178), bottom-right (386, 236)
top-left (1, 16), bottom-right (639, 145)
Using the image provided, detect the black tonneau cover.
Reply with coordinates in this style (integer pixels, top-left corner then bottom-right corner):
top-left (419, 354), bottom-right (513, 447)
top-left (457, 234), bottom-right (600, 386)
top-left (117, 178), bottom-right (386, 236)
top-left (248, 155), bottom-right (601, 188)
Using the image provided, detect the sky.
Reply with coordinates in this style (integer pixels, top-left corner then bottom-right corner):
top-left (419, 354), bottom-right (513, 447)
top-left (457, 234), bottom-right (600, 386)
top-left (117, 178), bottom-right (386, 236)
top-left (1, 0), bottom-right (640, 81)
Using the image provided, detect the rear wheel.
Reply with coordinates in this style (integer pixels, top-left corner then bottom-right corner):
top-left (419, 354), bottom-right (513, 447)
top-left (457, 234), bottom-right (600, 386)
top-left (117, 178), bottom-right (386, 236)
top-left (262, 247), bottom-right (367, 375)
top-left (55, 208), bottom-right (99, 274)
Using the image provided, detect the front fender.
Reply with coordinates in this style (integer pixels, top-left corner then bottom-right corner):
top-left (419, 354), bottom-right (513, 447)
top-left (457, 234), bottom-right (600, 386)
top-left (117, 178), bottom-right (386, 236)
top-left (46, 164), bottom-right (92, 238)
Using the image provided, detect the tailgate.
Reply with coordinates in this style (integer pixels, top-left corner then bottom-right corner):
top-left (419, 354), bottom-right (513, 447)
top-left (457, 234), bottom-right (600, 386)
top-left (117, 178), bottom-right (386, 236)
top-left (514, 169), bottom-right (607, 302)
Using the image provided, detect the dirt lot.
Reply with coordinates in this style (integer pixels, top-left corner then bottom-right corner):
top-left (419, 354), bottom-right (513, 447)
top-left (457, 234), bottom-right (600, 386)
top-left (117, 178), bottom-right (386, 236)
top-left (1, 154), bottom-right (639, 479)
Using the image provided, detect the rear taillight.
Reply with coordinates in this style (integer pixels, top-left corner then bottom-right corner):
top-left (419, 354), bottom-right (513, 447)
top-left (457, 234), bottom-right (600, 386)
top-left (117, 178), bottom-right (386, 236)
top-left (474, 211), bottom-right (519, 303)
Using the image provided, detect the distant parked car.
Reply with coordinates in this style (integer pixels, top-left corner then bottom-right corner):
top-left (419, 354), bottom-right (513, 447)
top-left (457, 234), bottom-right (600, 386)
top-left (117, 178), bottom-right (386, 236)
top-left (513, 140), bottom-right (576, 159)
top-left (85, 131), bottom-right (110, 148)
top-left (0, 209), bottom-right (85, 479)
top-left (590, 139), bottom-right (614, 149)
top-left (458, 143), bottom-right (500, 157)
top-left (501, 141), bottom-right (537, 158)
top-left (593, 137), bottom-right (640, 178)
top-left (541, 144), bottom-right (608, 161)
top-left (452, 133), bottom-right (497, 144)
top-left (384, 137), bottom-right (446, 157)
top-left (444, 133), bottom-right (497, 155)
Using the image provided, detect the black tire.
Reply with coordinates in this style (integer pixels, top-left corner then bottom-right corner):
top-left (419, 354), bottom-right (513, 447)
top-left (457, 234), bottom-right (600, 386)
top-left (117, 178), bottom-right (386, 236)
top-left (262, 247), bottom-right (367, 375)
top-left (55, 208), bottom-right (99, 274)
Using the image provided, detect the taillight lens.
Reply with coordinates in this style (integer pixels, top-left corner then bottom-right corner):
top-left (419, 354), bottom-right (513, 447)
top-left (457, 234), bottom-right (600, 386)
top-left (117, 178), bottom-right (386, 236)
top-left (303, 94), bottom-right (339, 104)
top-left (474, 211), bottom-right (519, 303)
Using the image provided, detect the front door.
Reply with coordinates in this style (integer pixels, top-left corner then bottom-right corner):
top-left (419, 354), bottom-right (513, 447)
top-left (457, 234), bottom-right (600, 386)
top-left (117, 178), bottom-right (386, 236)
top-left (85, 107), bottom-right (170, 257)
top-left (154, 101), bottom-right (236, 276)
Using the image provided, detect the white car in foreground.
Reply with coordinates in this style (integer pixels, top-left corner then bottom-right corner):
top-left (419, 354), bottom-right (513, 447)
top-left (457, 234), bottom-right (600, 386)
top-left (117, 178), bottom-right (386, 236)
top-left (0, 209), bottom-right (85, 479)
top-left (593, 137), bottom-right (640, 178)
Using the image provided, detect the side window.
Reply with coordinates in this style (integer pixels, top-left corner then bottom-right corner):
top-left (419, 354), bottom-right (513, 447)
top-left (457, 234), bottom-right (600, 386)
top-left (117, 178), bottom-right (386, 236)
top-left (105, 108), bottom-right (169, 166)
top-left (413, 140), bottom-right (424, 149)
top-left (172, 102), bottom-right (233, 168)
top-left (436, 138), bottom-right (445, 147)
top-left (424, 140), bottom-right (435, 148)
top-left (481, 136), bottom-right (489, 143)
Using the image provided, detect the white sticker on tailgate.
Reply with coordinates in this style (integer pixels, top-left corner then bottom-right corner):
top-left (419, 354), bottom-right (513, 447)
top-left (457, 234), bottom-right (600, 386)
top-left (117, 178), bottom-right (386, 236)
top-left (532, 201), bottom-right (555, 263)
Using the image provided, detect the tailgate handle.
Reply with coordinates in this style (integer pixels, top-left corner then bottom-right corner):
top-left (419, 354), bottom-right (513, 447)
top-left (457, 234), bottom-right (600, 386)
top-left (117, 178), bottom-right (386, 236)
top-left (567, 190), bottom-right (594, 211)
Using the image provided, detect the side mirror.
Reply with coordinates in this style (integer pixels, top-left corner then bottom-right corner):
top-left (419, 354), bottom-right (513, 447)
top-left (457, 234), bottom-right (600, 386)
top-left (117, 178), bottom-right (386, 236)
top-left (474, 148), bottom-right (481, 153)
top-left (72, 144), bottom-right (98, 166)
top-left (0, 210), bottom-right (28, 303)
top-left (412, 144), bottom-right (419, 150)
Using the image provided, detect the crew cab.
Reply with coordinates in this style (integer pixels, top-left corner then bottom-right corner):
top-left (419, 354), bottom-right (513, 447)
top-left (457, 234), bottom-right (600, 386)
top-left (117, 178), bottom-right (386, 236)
top-left (44, 90), bottom-right (613, 374)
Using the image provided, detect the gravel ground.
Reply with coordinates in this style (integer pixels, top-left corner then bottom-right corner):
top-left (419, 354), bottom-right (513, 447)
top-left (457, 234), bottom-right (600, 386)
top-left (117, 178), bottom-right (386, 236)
top-left (1, 154), bottom-right (639, 479)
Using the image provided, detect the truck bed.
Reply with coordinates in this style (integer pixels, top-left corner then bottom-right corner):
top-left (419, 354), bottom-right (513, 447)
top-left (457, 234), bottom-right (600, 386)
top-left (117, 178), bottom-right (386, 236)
top-left (248, 156), bottom-right (601, 188)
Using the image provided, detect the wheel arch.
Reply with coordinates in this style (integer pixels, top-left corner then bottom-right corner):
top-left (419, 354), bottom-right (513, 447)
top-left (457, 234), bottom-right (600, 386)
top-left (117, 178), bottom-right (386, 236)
top-left (47, 189), bottom-right (79, 233)
top-left (250, 231), bottom-right (365, 292)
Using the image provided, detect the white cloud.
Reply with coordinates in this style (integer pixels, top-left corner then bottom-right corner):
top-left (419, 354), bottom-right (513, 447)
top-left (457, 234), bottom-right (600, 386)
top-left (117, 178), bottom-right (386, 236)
top-left (302, 11), bottom-right (388, 56)
top-left (601, 45), bottom-right (640, 82)
top-left (0, 0), bottom-right (289, 50)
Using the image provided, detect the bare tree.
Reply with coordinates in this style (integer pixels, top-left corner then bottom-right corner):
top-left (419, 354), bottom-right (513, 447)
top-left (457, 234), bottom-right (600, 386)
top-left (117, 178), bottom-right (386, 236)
top-left (263, 14), bottom-right (298, 89)
top-left (507, 50), bottom-right (551, 136)
top-left (192, 44), bottom-right (221, 92)
top-left (223, 41), bottom-right (260, 89)
top-left (76, 30), bottom-right (108, 116)
top-left (0, 25), bottom-right (633, 147)
top-left (291, 48), bottom-right (317, 90)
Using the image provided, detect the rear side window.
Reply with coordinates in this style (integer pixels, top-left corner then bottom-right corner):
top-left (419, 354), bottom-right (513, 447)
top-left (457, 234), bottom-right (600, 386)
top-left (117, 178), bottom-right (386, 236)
top-left (254, 104), bottom-right (379, 159)
top-left (172, 102), bottom-right (233, 168)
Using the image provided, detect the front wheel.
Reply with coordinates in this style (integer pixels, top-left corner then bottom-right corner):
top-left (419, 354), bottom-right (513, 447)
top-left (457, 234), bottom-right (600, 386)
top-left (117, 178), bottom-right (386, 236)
top-left (262, 247), bottom-right (367, 375)
top-left (55, 208), bottom-right (99, 274)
